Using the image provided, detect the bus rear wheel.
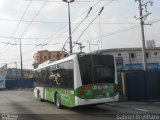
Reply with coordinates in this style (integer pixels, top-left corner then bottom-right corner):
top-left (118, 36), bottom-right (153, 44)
top-left (55, 93), bottom-right (62, 109)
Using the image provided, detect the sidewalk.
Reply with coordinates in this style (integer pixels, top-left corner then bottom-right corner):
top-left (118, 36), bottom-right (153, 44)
top-left (108, 101), bottom-right (160, 114)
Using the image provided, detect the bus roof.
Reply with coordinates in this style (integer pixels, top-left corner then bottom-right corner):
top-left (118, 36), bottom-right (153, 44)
top-left (34, 52), bottom-right (114, 71)
top-left (34, 54), bottom-right (77, 71)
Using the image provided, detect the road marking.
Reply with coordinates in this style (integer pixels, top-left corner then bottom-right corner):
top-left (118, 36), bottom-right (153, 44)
top-left (134, 108), bottom-right (148, 112)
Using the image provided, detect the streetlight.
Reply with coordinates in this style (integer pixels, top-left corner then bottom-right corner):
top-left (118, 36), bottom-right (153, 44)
top-left (62, 0), bottom-right (75, 54)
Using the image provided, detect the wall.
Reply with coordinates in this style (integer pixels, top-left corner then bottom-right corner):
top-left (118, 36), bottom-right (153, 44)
top-left (5, 79), bottom-right (33, 89)
top-left (103, 49), bottom-right (160, 70)
top-left (122, 71), bottom-right (160, 101)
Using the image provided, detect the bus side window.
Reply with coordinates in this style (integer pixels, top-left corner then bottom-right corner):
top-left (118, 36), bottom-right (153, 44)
top-left (34, 71), bottom-right (38, 81)
top-left (62, 61), bottom-right (74, 89)
top-left (42, 68), bottom-right (49, 86)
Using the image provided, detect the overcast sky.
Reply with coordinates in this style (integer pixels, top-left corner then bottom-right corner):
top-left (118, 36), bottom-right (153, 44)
top-left (0, 0), bottom-right (159, 69)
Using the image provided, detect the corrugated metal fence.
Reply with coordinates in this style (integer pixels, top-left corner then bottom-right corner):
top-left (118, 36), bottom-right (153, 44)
top-left (119, 71), bottom-right (160, 101)
top-left (6, 79), bottom-right (33, 89)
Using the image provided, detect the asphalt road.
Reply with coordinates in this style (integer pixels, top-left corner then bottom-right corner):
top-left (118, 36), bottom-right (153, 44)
top-left (0, 90), bottom-right (154, 120)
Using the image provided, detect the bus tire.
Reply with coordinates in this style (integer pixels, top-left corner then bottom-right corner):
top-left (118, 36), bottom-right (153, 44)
top-left (55, 93), bottom-right (62, 109)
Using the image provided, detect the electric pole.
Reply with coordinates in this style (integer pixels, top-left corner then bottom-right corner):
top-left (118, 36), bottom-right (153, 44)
top-left (20, 39), bottom-right (23, 78)
top-left (15, 61), bottom-right (17, 79)
top-left (63, 0), bottom-right (75, 54)
top-left (135, 0), bottom-right (153, 71)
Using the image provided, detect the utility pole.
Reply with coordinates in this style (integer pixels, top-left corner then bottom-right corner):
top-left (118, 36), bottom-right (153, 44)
top-left (20, 39), bottom-right (23, 79)
top-left (135, 0), bottom-right (153, 71)
top-left (63, 0), bottom-right (75, 54)
top-left (15, 61), bottom-right (17, 79)
top-left (68, 1), bottom-right (72, 54)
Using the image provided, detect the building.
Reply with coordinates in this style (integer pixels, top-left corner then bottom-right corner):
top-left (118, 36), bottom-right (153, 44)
top-left (33, 50), bottom-right (67, 68)
top-left (0, 64), bottom-right (33, 79)
top-left (95, 47), bottom-right (160, 70)
top-left (0, 64), bottom-right (7, 77)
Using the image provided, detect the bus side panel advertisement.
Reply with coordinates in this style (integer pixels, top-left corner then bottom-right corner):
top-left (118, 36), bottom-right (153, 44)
top-left (75, 83), bottom-right (118, 99)
top-left (44, 87), bottom-right (75, 107)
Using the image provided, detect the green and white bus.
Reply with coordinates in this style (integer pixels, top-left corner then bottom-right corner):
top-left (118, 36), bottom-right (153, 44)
top-left (33, 53), bottom-right (119, 109)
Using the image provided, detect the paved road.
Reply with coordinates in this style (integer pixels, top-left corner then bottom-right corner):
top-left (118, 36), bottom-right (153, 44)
top-left (0, 90), bottom-right (157, 120)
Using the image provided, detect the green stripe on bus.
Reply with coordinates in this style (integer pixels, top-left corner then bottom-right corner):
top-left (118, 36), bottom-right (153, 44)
top-left (44, 87), bottom-right (75, 107)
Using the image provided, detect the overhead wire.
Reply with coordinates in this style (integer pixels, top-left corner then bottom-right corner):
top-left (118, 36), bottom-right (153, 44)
top-left (60, 7), bottom-right (93, 53)
top-left (24, 0), bottom-right (115, 2)
top-left (72, 0), bottom-right (114, 49)
top-left (19, 0), bottom-right (103, 57)
top-left (0, 1), bottom-right (49, 69)
top-left (37, 0), bottom-right (102, 46)
top-left (19, 0), bottom-right (48, 38)
top-left (1, 0), bottom-right (160, 67)
top-left (0, 0), bottom-right (117, 64)
top-left (0, 0), bottom-right (48, 57)
top-left (0, 0), bottom-right (33, 53)
top-left (2, 0), bottom-right (103, 66)
top-left (11, 0), bottom-right (33, 43)
top-left (82, 25), bottom-right (140, 43)
top-left (72, 7), bottom-right (104, 49)
top-left (59, 0), bottom-right (105, 53)
top-left (0, 41), bottom-right (63, 46)
top-left (81, 18), bottom-right (160, 45)
top-left (91, 17), bottom-right (160, 41)
top-left (0, 18), bottom-right (159, 46)
top-left (0, 18), bottom-right (138, 25)
top-left (0, 0), bottom-right (114, 41)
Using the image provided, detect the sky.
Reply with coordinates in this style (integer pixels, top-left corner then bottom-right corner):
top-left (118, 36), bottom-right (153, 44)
top-left (0, 0), bottom-right (159, 69)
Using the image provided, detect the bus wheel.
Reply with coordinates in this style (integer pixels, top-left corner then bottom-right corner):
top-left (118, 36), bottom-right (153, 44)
top-left (55, 93), bottom-right (62, 109)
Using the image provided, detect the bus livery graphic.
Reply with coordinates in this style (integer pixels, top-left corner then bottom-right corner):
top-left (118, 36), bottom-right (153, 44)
top-left (49, 72), bottom-right (61, 85)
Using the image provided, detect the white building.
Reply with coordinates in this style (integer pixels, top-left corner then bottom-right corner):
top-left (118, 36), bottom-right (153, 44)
top-left (95, 47), bottom-right (160, 70)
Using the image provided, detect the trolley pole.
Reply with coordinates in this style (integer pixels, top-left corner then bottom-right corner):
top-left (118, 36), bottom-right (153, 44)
top-left (74, 42), bottom-right (85, 53)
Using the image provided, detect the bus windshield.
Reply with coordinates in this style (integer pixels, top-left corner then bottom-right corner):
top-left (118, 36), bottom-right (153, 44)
top-left (78, 54), bottom-right (115, 85)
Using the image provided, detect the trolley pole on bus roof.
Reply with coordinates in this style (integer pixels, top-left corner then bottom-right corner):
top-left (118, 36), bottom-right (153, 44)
top-left (63, 0), bottom-right (75, 54)
top-left (74, 42), bottom-right (85, 53)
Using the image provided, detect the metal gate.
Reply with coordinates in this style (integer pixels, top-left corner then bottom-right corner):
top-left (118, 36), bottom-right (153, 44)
top-left (123, 71), bottom-right (160, 101)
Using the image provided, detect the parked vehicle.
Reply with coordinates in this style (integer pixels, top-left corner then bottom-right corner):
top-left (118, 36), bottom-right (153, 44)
top-left (0, 75), bottom-right (5, 90)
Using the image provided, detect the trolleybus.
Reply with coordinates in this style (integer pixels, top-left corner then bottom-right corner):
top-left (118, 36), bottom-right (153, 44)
top-left (33, 53), bottom-right (119, 108)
